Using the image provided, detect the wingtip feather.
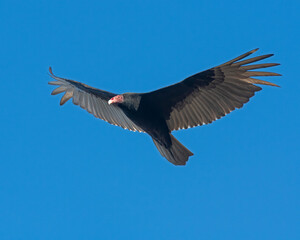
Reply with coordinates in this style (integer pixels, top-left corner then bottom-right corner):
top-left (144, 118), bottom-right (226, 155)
top-left (51, 86), bottom-right (67, 95)
top-left (49, 66), bottom-right (53, 75)
top-left (60, 91), bottom-right (73, 105)
top-left (48, 81), bottom-right (60, 85)
top-left (247, 78), bottom-right (280, 87)
top-left (250, 48), bottom-right (259, 53)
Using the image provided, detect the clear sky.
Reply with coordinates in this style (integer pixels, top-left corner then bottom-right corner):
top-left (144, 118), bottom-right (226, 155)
top-left (0, 0), bottom-right (299, 239)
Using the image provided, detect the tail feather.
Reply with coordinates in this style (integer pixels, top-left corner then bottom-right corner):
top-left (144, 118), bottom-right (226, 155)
top-left (152, 135), bottom-right (193, 165)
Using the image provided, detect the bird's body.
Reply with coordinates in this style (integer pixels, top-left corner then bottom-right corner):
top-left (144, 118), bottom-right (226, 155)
top-left (49, 49), bottom-right (280, 165)
top-left (121, 94), bottom-right (171, 146)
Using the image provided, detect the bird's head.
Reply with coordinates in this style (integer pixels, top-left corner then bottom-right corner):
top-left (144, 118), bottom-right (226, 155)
top-left (108, 94), bottom-right (124, 105)
top-left (108, 93), bottom-right (141, 111)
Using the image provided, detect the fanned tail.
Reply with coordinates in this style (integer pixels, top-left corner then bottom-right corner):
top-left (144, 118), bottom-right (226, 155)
top-left (152, 135), bottom-right (193, 165)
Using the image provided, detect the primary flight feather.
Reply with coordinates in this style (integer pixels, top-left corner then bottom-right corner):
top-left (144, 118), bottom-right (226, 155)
top-left (49, 49), bottom-right (280, 165)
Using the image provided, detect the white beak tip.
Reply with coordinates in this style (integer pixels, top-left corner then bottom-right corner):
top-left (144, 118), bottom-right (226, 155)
top-left (108, 100), bottom-right (113, 105)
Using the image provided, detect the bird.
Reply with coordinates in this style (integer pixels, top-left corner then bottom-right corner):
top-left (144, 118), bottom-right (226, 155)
top-left (48, 48), bottom-right (280, 166)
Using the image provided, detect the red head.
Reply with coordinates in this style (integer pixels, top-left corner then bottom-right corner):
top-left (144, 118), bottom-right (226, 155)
top-left (108, 94), bottom-right (124, 105)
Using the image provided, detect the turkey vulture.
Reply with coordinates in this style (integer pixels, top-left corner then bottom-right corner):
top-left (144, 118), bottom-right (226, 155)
top-left (49, 49), bottom-right (280, 165)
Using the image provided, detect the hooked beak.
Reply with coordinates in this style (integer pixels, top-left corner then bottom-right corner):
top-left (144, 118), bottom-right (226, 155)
top-left (108, 99), bottom-right (113, 105)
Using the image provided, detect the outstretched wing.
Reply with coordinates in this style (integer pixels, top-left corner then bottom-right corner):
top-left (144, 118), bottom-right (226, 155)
top-left (48, 67), bottom-right (144, 132)
top-left (145, 49), bottom-right (281, 131)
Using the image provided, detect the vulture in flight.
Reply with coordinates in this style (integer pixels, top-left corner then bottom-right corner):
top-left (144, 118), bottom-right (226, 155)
top-left (49, 49), bottom-right (280, 165)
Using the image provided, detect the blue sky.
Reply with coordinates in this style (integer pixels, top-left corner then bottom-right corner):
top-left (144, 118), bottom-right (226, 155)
top-left (0, 0), bottom-right (299, 239)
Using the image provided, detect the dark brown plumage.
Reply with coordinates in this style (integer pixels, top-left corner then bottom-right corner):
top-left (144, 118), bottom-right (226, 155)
top-left (49, 49), bottom-right (280, 165)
